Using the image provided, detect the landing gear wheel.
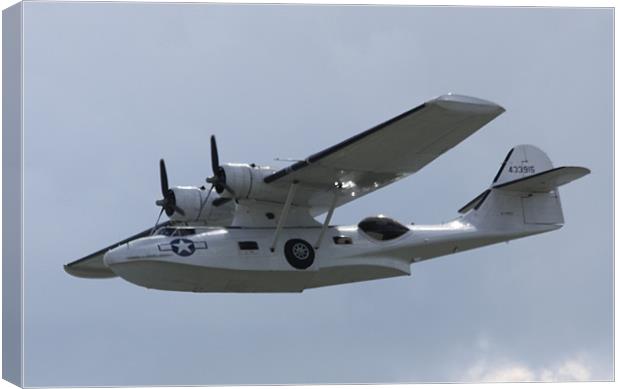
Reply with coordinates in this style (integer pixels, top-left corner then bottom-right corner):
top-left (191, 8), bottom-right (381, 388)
top-left (284, 239), bottom-right (315, 270)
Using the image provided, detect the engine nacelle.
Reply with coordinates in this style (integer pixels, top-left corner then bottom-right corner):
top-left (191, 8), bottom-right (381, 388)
top-left (220, 164), bottom-right (289, 202)
top-left (168, 186), bottom-right (232, 224)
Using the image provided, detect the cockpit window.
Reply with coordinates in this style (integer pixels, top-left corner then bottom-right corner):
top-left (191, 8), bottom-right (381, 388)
top-left (358, 217), bottom-right (409, 241)
top-left (155, 227), bottom-right (174, 236)
top-left (155, 227), bottom-right (196, 237)
top-left (176, 228), bottom-right (195, 236)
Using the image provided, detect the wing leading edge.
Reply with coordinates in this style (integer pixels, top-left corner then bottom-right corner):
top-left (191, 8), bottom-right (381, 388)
top-left (264, 94), bottom-right (505, 210)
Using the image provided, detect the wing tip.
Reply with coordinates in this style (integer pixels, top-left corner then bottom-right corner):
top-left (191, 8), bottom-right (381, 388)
top-left (573, 166), bottom-right (592, 176)
top-left (561, 166), bottom-right (591, 181)
top-left (432, 93), bottom-right (505, 115)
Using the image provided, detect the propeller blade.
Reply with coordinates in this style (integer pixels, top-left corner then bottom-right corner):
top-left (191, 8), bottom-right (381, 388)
top-left (207, 135), bottom-right (228, 194)
top-left (159, 159), bottom-right (169, 197)
top-left (210, 135), bottom-right (220, 176)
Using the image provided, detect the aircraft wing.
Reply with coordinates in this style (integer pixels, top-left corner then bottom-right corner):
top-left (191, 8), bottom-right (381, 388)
top-left (64, 222), bottom-right (170, 279)
top-left (264, 94), bottom-right (505, 211)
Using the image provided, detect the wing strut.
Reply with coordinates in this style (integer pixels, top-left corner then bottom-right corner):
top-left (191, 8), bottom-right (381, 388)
top-left (270, 181), bottom-right (299, 252)
top-left (314, 190), bottom-right (339, 249)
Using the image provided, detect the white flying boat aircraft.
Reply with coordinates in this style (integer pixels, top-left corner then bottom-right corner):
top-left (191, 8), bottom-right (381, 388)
top-left (65, 94), bottom-right (590, 292)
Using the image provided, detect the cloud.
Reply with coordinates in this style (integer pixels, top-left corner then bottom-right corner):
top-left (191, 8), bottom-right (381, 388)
top-left (462, 356), bottom-right (592, 383)
top-left (539, 359), bottom-right (593, 382)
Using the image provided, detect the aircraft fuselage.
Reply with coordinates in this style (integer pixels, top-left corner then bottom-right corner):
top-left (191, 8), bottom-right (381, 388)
top-left (103, 220), bottom-right (557, 293)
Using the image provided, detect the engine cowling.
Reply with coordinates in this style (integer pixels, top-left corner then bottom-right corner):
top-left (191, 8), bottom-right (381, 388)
top-left (167, 186), bottom-right (232, 224)
top-left (219, 164), bottom-right (290, 202)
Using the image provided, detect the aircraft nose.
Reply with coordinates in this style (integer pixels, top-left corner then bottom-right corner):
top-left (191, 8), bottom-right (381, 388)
top-left (103, 244), bottom-right (129, 267)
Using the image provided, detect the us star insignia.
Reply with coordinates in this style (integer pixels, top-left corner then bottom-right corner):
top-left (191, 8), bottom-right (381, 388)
top-left (158, 238), bottom-right (207, 257)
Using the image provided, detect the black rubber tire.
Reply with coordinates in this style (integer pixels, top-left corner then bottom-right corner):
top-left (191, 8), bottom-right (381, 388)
top-left (284, 239), bottom-right (315, 270)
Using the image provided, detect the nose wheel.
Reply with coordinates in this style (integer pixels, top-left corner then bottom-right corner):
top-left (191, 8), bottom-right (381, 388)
top-left (284, 239), bottom-right (315, 270)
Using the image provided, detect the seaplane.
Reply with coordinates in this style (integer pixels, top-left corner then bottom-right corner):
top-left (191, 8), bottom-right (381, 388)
top-left (64, 94), bottom-right (590, 292)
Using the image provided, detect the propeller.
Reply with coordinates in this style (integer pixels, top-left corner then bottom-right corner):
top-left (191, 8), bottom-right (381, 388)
top-left (155, 159), bottom-right (185, 216)
top-left (206, 135), bottom-right (236, 197)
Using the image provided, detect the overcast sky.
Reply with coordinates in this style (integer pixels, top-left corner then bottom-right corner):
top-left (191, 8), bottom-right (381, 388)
top-left (20, 2), bottom-right (612, 386)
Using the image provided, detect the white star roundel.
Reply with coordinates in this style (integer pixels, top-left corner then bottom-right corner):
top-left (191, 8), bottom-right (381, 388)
top-left (170, 238), bottom-right (195, 256)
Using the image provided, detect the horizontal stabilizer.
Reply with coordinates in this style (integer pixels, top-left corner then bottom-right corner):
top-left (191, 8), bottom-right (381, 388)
top-left (493, 166), bottom-right (590, 193)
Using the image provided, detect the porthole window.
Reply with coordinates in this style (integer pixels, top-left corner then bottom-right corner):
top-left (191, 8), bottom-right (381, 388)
top-left (358, 216), bottom-right (409, 241)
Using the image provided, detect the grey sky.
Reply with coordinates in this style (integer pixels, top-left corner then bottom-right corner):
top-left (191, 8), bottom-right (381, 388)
top-left (21, 2), bottom-right (612, 386)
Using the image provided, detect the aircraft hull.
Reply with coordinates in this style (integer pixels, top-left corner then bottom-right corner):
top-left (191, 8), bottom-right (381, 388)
top-left (103, 221), bottom-right (556, 292)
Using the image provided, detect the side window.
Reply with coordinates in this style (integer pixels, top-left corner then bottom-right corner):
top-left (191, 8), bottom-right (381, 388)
top-left (238, 241), bottom-right (259, 251)
top-left (333, 236), bottom-right (353, 245)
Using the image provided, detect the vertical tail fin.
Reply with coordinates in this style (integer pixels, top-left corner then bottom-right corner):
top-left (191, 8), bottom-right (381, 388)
top-left (460, 145), bottom-right (590, 230)
top-left (492, 144), bottom-right (553, 185)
